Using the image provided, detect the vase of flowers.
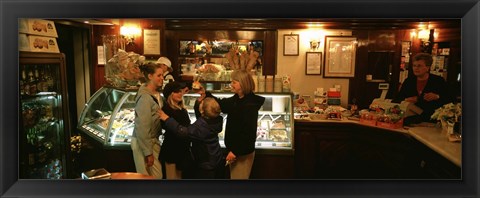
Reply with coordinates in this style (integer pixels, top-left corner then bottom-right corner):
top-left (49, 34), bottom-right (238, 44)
top-left (431, 102), bottom-right (462, 136)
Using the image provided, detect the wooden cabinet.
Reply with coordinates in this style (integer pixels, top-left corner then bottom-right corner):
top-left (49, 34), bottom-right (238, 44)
top-left (294, 121), bottom-right (459, 179)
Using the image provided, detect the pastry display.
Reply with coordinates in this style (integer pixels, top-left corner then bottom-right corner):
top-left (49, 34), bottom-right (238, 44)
top-left (192, 81), bottom-right (202, 90)
top-left (269, 129), bottom-right (289, 142)
top-left (270, 120), bottom-right (286, 129)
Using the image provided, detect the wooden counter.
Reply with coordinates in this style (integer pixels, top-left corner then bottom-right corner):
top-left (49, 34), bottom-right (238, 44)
top-left (294, 118), bottom-right (461, 179)
top-left (296, 118), bottom-right (461, 167)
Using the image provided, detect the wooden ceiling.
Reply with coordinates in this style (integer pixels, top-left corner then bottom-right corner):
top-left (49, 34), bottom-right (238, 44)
top-left (166, 19), bottom-right (461, 30)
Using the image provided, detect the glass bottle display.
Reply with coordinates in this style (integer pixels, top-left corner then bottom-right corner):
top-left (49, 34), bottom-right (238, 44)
top-left (19, 52), bottom-right (71, 179)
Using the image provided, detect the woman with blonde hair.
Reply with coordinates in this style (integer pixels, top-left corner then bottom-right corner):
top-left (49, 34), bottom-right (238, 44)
top-left (195, 69), bottom-right (265, 179)
top-left (158, 81), bottom-right (193, 179)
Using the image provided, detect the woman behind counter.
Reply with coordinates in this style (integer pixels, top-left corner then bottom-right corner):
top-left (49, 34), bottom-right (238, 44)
top-left (131, 62), bottom-right (164, 179)
top-left (393, 53), bottom-right (453, 125)
top-left (195, 70), bottom-right (265, 179)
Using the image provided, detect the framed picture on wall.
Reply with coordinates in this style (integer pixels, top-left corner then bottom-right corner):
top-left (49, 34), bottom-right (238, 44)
top-left (306, 52), bottom-right (322, 75)
top-left (143, 29), bottom-right (161, 55)
top-left (283, 34), bottom-right (299, 56)
top-left (324, 36), bottom-right (357, 78)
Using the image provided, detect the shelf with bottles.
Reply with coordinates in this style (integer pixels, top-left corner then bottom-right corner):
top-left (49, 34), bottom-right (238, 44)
top-left (20, 64), bottom-right (58, 97)
top-left (21, 97), bottom-right (58, 129)
top-left (24, 118), bottom-right (62, 178)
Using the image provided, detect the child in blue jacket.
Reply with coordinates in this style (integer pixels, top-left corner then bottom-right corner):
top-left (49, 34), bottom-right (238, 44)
top-left (159, 97), bottom-right (224, 179)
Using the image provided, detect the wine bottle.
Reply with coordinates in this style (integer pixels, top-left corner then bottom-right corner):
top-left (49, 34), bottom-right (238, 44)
top-left (28, 66), bottom-right (37, 95)
top-left (20, 65), bottom-right (27, 96)
top-left (45, 65), bottom-right (54, 92)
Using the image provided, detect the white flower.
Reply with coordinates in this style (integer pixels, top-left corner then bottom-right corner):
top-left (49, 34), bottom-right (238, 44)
top-left (431, 102), bottom-right (462, 123)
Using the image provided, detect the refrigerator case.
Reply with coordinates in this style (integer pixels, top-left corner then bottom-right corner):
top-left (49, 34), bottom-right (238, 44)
top-left (77, 86), bottom-right (137, 147)
top-left (183, 92), bottom-right (294, 151)
top-left (19, 52), bottom-right (71, 179)
top-left (78, 87), bottom-right (294, 152)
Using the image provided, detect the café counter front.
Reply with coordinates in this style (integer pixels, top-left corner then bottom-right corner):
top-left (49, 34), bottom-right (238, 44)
top-left (293, 118), bottom-right (461, 179)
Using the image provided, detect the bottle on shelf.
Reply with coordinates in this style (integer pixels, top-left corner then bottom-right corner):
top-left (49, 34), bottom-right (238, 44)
top-left (28, 66), bottom-right (36, 95)
top-left (20, 65), bottom-right (28, 96)
top-left (45, 65), bottom-right (55, 92)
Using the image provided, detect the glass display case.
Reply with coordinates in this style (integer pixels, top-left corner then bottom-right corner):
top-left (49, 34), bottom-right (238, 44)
top-left (78, 86), bottom-right (294, 151)
top-left (183, 92), bottom-right (294, 150)
top-left (77, 86), bottom-right (136, 147)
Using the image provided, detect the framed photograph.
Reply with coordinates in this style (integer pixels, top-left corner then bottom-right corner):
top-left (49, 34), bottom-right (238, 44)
top-left (283, 34), bottom-right (299, 56)
top-left (324, 36), bottom-right (357, 78)
top-left (143, 29), bottom-right (161, 55)
top-left (96, 45), bottom-right (105, 65)
top-left (305, 52), bottom-right (322, 75)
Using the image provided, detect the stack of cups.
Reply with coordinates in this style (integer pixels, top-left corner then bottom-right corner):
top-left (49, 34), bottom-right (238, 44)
top-left (258, 76), bottom-right (265, 92)
top-left (274, 77), bottom-right (282, 92)
top-left (266, 76), bottom-right (274, 92)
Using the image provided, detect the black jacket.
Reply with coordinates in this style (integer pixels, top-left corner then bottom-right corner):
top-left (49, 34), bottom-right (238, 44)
top-left (393, 74), bottom-right (452, 121)
top-left (159, 103), bottom-right (191, 169)
top-left (196, 92), bottom-right (265, 156)
top-left (164, 116), bottom-right (224, 170)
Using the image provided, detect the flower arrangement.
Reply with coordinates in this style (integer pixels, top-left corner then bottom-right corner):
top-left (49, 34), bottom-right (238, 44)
top-left (431, 102), bottom-right (462, 123)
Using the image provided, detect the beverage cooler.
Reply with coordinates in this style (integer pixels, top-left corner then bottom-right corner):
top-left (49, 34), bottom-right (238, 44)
top-left (19, 52), bottom-right (71, 179)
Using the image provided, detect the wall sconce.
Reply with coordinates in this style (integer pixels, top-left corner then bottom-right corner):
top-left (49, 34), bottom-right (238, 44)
top-left (120, 26), bottom-right (141, 45)
top-left (417, 29), bottom-right (430, 41)
top-left (419, 29), bottom-right (434, 53)
top-left (309, 39), bottom-right (321, 51)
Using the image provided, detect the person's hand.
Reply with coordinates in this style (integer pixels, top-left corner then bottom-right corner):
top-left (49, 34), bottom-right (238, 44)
top-left (158, 109), bottom-right (169, 121)
top-left (195, 86), bottom-right (206, 102)
top-left (145, 154), bottom-right (154, 167)
top-left (423, 92), bottom-right (440, 101)
top-left (405, 96), bottom-right (418, 103)
top-left (226, 151), bottom-right (236, 165)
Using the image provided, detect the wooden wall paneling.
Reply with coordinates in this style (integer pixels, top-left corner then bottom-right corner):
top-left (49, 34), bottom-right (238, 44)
top-left (434, 27), bottom-right (461, 99)
top-left (91, 25), bottom-right (119, 92)
top-left (348, 30), bottom-right (369, 109)
top-left (263, 30), bottom-right (277, 75)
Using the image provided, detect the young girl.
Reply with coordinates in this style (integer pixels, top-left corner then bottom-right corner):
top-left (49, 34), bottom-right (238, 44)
top-left (131, 62), bottom-right (164, 179)
top-left (158, 81), bottom-right (192, 179)
top-left (159, 97), bottom-right (224, 179)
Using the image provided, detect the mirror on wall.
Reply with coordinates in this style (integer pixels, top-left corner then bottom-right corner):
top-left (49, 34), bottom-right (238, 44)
top-left (179, 40), bottom-right (263, 57)
top-left (367, 51), bottom-right (395, 82)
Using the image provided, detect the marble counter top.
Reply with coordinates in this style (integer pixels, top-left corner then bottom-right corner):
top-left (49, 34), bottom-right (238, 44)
top-left (295, 118), bottom-right (461, 167)
top-left (407, 126), bottom-right (461, 167)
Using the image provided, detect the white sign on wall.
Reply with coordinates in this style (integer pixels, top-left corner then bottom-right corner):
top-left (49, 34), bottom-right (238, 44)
top-left (143, 29), bottom-right (161, 55)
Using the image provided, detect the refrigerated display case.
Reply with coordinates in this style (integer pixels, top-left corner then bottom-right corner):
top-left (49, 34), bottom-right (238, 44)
top-left (78, 86), bottom-right (294, 152)
top-left (77, 86), bottom-right (137, 148)
top-left (183, 92), bottom-right (294, 152)
top-left (19, 52), bottom-right (71, 179)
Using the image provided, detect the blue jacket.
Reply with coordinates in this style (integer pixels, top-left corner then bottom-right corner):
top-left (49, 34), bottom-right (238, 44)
top-left (164, 116), bottom-right (224, 170)
top-left (196, 92), bottom-right (265, 156)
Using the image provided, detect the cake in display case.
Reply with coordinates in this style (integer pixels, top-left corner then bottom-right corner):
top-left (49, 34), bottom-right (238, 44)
top-left (79, 86), bottom-right (294, 151)
top-left (77, 86), bottom-right (136, 147)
